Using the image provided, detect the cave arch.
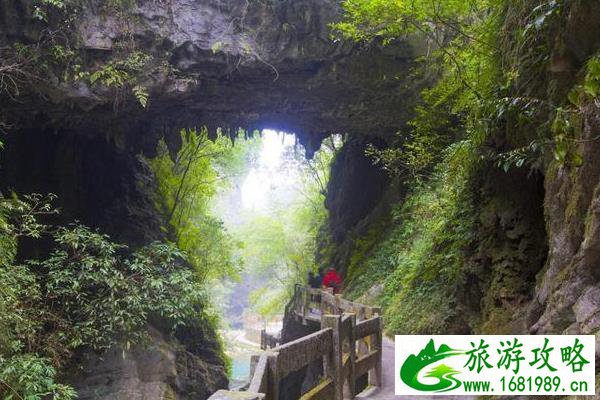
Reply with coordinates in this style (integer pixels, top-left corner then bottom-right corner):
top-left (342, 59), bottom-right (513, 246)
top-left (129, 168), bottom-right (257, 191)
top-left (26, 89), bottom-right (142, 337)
top-left (1, 0), bottom-right (424, 247)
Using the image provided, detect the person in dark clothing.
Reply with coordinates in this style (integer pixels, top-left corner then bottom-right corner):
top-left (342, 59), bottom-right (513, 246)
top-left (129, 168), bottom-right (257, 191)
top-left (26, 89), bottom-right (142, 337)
top-left (308, 271), bottom-right (322, 289)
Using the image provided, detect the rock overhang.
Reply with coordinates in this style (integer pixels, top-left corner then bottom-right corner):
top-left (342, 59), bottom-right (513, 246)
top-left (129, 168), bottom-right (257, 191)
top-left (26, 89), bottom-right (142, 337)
top-left (0, 0), bottom-right (427, 246)
top-left (2, 0), bottom-right (426, 158)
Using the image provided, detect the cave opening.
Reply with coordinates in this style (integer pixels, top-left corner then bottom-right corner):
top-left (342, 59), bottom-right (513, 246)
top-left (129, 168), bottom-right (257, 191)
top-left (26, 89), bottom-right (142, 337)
top-left (0, 121), bottom-right (340, 388)
top-left (209, 129), bottom-right (340, 388)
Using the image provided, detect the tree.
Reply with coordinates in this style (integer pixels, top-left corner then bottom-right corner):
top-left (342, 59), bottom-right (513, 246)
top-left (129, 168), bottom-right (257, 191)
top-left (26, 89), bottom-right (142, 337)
top-left (235, 137), bottom-right (338, 318)
top-left (148, 127), bottom-right (258, 282)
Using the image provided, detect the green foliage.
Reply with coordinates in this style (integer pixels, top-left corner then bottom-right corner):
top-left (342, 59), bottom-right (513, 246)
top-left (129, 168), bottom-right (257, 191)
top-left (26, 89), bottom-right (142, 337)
top-left (132, 85), bottom-right (149, 107)
top-left (492, 1), bottom-right (595, 171)
top-left (2, 0), bottom-right (166, 113)
top-left (148, 128), bottom-right (257, 281)
top-left (341, 0), bottom-right (504, 180)
top-left (32, 0), bottom-right (137, 21)
top-left (33, 225), bottom-right (206, 353)
top-left (512, 54), bottom-right (600, 171)
top-left (240, 197), bottom-right (326, 318)
top-left (248, 286), bottom-right (289, 318)
top-left (0, 193), bottom-right (58, 243)
top-left (583, 56), bottom-right (600, 99)
top-left (569, 55), bottom-right (600, 105)
top-left (236, 137), bottom-right (336, 318)
top-left (334, 0), bottom-right (488, 42)
top-left (333, 0), bottom-right (507, 332)
top-left (363, 152), bottom-right (476, 334)
top-left (334, 0), bottom-right (598, 337)
top-left (32, 0), bottom-right (68, 22)
top-left (0, 355), bottom-right (76, 400)
top-left (549, 107), bottom-right (583, 166)
top-left (0, 194), bottom-right (211, 399)
top-left (495, 139), bottom-right (544, 172)
top-left (88, 51), bottom-right (151, 87)
top-left (365, 78), bottom-right (467, 180)
top-left (523, 53), bottom-right (600, 169)
top-left (337, 0), bottom-right (590, 178)
top-left (81, 51), bottom-right (153, 108)
top-left (343, 221), bottom-right (390, 299)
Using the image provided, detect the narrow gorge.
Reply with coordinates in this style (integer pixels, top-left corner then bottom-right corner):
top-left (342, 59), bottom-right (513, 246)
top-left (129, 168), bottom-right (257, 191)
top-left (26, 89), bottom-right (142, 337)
top-left (0, 0), bottom-right (598, 399)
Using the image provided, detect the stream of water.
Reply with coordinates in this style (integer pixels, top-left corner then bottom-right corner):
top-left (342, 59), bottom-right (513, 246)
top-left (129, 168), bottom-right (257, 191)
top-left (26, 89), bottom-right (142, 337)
top-left (222, 329), bottom-right (261, 388)
top-left (222, 322), bottom-right (282, 388)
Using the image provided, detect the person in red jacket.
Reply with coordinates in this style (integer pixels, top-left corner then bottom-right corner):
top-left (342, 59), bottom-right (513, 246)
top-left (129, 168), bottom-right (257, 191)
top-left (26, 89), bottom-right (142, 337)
top-left (322, 267), bottom-right (343, 294)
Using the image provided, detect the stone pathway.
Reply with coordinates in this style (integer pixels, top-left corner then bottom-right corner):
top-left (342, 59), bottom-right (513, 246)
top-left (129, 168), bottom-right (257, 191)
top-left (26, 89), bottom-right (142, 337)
top-left (359, 337), bottom-right (476, 400)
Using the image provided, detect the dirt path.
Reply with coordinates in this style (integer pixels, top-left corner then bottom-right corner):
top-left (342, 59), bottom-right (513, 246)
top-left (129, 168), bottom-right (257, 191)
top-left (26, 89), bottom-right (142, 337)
top-left (359, 337), bottom-right (476, 400)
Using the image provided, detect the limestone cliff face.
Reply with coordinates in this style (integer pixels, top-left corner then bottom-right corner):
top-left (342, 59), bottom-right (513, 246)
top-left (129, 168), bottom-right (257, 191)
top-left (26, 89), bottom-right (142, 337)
top-left (1, 0), bottom-right (421, 155)
top-left (323, 135), bottom-right (394, 276)
top-left (532, 107), bottom-right (600, 341)
top-left (69, 327), bottom-right (228, 400)
top-left (450, 1), bottom-right (600, 347)
top-left (525, 1), bottom-right (600, 353)
top-left (318, 1), bottom-right (600, 362)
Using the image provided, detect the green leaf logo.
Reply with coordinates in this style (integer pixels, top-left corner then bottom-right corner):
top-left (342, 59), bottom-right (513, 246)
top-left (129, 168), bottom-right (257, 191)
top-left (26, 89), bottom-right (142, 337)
top-left (400, 339), bottom-right (464, 392)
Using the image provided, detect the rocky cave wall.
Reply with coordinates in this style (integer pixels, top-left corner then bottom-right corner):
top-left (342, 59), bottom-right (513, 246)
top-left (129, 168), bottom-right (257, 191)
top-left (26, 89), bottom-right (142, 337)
top-left (1, 124), bottom-right (164, 247)
top-left (320, 1), bottom-right (600, 366)
top-left (8, 0), bottom-right (600, 396)
top-left (473, 0), bottom-right (600, 356)
top-left (322, 134), bottom-right (394, 276)
top-left (526, 1), bottom-right (600, 351)
top-left (1, 0), bottom-right (424, 150)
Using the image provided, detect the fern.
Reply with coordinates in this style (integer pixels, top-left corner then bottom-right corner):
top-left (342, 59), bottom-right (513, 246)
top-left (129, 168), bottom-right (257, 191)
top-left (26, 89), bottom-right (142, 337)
top-left (132, 85), bottom-right (149, 108)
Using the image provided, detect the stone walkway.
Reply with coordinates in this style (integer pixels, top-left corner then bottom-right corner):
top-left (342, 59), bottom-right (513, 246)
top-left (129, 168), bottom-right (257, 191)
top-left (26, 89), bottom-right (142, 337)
top-left (359, 337), bottom-right (476, 400)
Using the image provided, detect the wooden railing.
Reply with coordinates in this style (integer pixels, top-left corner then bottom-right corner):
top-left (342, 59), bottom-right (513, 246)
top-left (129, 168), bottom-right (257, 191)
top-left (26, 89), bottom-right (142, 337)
top-left (210, 285), bottom-right (383, 400)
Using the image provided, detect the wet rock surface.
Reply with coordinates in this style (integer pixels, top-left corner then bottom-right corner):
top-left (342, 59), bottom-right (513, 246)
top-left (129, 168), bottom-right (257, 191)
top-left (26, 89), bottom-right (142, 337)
top-left (325, 135), bottom-right (390, 244)
top-left (531, 102), bottom-right (600, 346)
top-left (70, 327), bottom-right (228, 400)
top-left (523, 5), bottom-right (600, 362)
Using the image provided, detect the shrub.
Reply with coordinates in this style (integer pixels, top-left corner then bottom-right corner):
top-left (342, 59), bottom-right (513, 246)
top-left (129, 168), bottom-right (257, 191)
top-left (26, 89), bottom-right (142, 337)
top-left (0, 195), bottom-right (211, 399)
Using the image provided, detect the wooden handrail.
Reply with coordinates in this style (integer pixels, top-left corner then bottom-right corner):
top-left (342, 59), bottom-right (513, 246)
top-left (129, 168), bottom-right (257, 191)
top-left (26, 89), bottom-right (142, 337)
top-left (209, 285), bottom-right (384, 400)
top-left (276, 328), bottom-right (333, 377)
top-left (355, 317), bottom-right (380, 339)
